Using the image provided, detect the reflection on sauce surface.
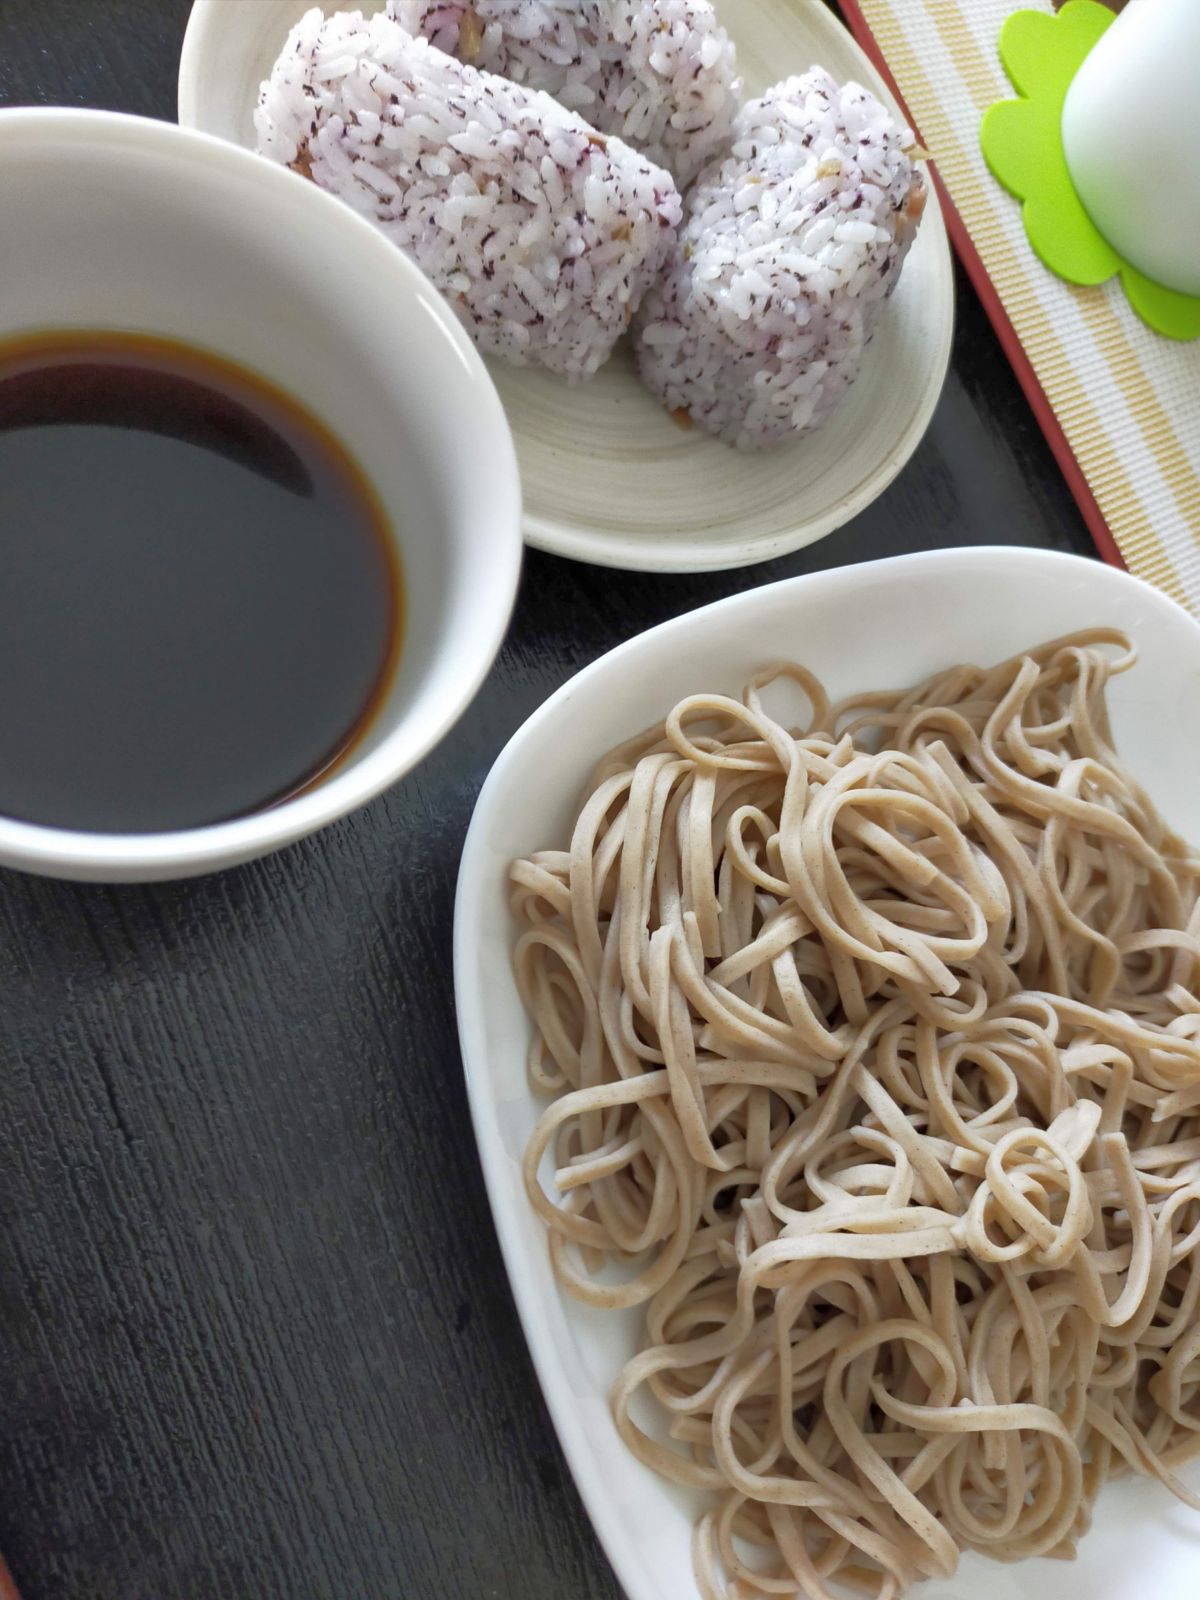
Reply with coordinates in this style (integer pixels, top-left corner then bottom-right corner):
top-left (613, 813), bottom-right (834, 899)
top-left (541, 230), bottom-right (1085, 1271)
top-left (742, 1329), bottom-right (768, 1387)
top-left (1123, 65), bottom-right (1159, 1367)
top-left (0, 332), bottom-right (403, 834)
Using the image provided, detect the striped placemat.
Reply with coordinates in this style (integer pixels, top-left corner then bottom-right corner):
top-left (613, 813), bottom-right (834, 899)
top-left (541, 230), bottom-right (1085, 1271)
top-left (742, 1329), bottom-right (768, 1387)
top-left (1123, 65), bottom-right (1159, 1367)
top-left (840, 0), bottom-right (1200, 616)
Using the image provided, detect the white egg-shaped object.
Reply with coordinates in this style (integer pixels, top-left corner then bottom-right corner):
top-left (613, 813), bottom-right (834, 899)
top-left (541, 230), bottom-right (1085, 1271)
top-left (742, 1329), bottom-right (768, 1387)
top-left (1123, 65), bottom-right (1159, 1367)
top-left (1062, 0), bottom-right (1200, 297)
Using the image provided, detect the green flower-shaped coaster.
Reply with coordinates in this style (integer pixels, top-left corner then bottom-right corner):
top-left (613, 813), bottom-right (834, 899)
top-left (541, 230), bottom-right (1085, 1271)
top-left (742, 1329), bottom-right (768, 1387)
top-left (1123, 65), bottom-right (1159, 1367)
top-left (981, 0), bottom-right (1200, 341)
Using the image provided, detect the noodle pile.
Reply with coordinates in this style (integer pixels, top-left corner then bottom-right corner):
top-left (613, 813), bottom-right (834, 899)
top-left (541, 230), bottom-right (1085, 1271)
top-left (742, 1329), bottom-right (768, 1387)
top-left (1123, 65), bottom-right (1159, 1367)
top-left (509, 631), bottom-right (1200, 1597)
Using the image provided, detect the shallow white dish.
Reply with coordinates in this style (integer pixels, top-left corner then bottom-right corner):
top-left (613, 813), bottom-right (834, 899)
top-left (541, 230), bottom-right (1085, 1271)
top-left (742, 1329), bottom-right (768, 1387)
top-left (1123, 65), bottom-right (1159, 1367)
top-left (455, 547), bottom-right (1200, 1600)
top-left (179, 0), bottom-right (954, 572)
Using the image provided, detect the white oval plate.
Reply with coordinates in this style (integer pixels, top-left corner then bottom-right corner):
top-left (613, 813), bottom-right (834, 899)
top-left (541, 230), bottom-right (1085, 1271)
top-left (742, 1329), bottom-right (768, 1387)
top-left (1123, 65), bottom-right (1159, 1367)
top-left (455, 547), bottom-right (1200, 1600)
top-left (179, 0), bottom-right (953, 572)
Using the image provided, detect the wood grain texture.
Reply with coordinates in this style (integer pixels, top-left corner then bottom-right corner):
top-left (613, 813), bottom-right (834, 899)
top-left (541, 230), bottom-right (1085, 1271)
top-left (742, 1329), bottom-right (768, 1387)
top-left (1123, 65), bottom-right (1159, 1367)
top-left (0, 4), bottom-right (1096, 1598)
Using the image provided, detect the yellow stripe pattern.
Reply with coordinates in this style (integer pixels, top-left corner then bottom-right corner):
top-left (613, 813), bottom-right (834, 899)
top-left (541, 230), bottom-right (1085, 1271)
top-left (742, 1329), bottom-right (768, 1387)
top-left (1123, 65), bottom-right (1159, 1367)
top-left (855, 0), bottom-right (1200, 614)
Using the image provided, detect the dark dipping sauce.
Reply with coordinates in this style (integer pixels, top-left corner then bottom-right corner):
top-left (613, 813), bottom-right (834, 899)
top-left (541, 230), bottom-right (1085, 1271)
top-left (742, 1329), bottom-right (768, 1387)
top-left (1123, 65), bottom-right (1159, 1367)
top-left (0, 332), bottom-right (402, 834)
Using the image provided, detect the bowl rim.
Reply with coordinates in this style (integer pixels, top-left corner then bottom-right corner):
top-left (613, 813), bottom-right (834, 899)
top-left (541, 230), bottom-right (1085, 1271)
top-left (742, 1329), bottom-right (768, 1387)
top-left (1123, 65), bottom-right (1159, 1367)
top-left (0, 105), bottom-right (523, 881)
top-left (177, 0), bottom-right (956, 575)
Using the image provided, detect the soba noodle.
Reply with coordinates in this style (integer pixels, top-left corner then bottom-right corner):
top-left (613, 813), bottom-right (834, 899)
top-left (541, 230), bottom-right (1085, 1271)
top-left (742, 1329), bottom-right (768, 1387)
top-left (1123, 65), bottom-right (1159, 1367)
top-left (509, 631), bottom-right (1200, 1598)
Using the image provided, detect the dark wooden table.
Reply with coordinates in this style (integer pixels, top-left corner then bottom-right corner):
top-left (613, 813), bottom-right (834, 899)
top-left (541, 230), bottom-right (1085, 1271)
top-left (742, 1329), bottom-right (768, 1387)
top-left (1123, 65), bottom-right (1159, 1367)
top-left (0, 4), bottom-right (1098, 1597)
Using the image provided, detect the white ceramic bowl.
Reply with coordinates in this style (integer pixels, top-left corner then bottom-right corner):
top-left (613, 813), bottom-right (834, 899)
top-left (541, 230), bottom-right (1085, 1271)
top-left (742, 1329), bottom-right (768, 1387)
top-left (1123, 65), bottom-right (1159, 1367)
top-left (455, 547), bottom-right (1200, 1600)
top-left (0, 108), bottom-right (521, 882)
top-left (179, 0), bottom-right (954, 572)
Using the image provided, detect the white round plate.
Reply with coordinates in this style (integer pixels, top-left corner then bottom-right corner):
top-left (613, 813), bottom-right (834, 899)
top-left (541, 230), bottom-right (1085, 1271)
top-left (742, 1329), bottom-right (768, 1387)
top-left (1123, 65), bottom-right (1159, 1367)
top-left (455, 548), bottom-right (1200, 1600)
top-left (179, 0), bottom-right (954, 571)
